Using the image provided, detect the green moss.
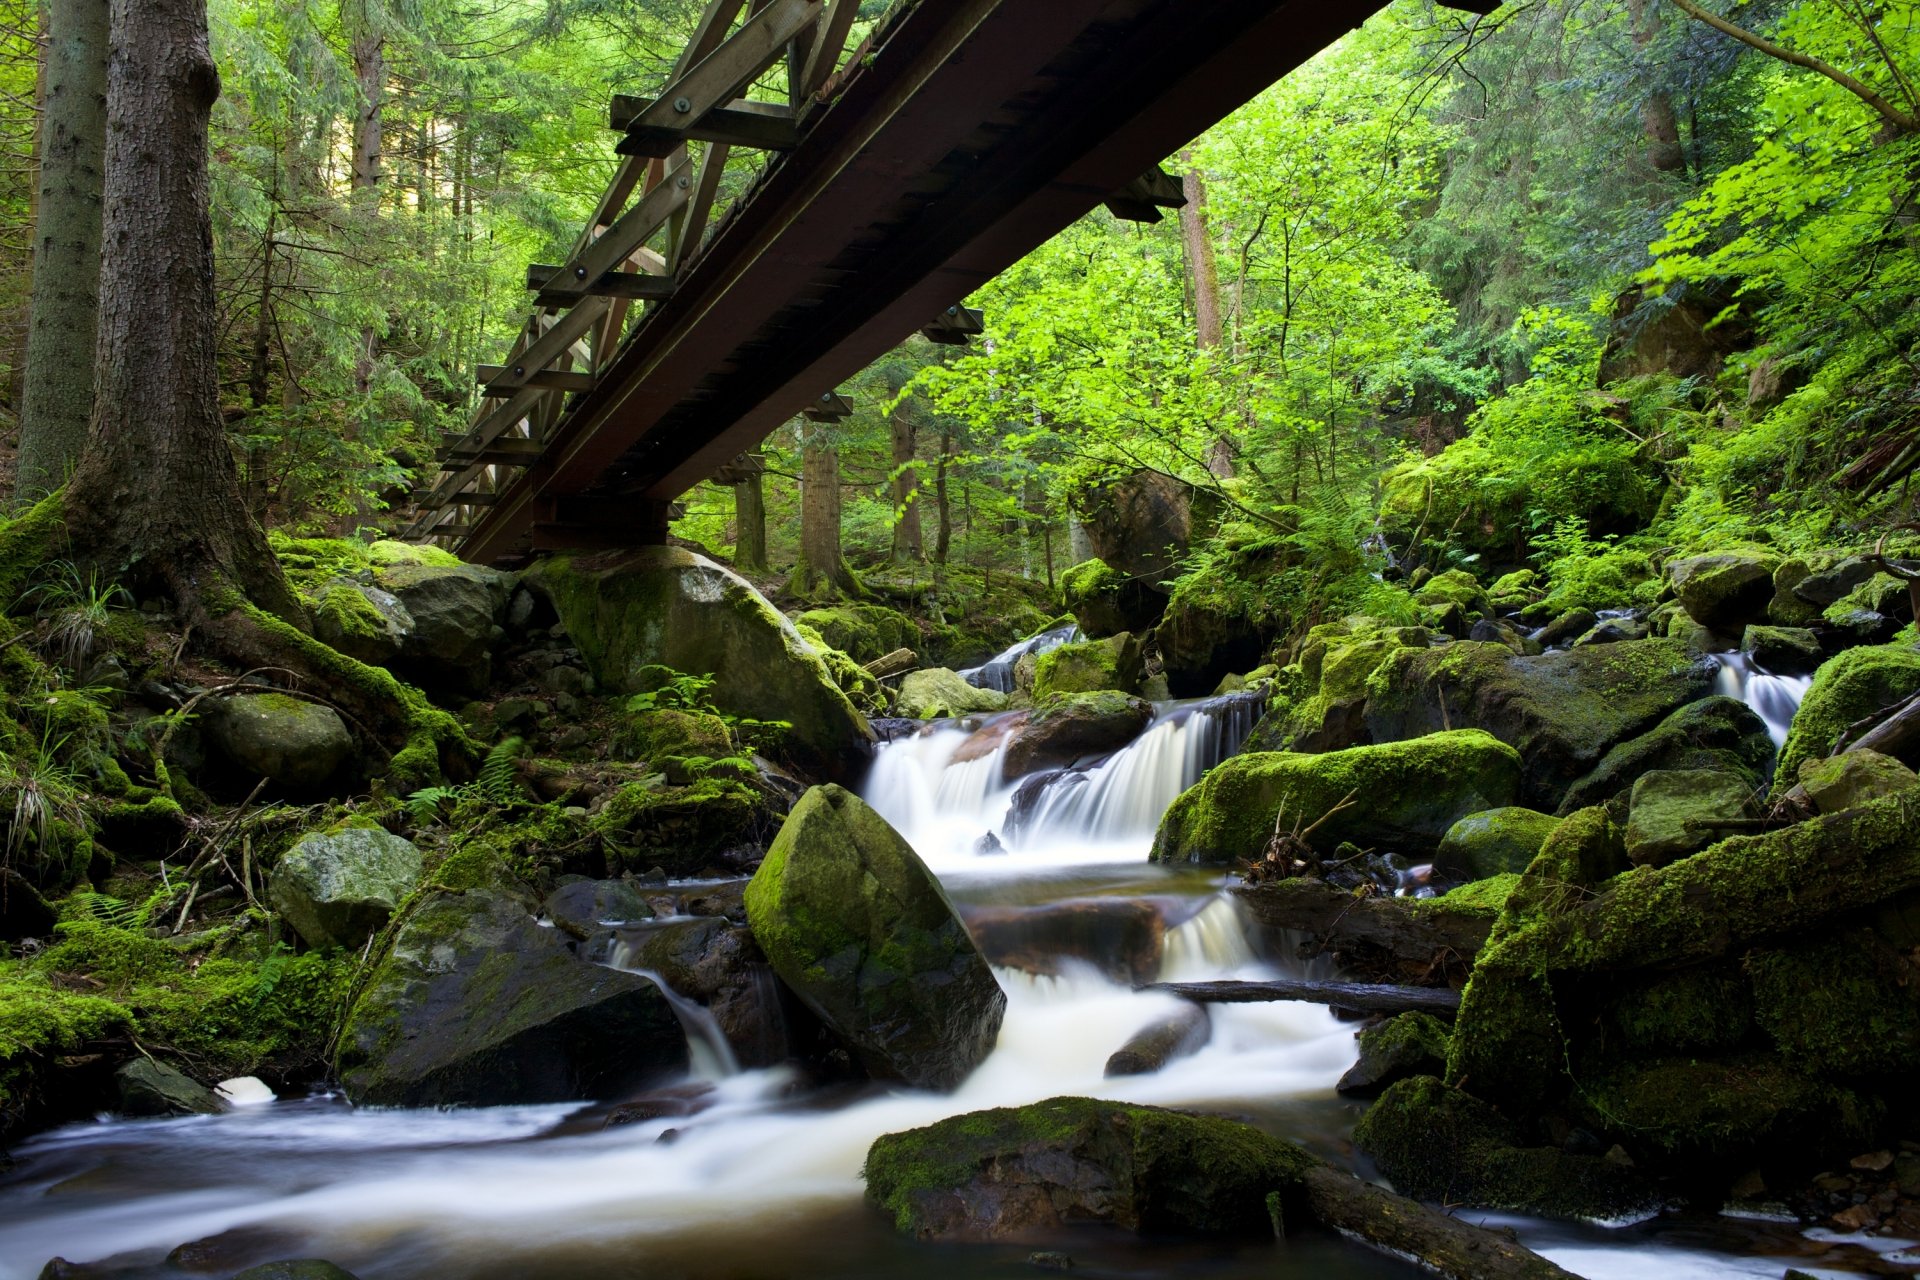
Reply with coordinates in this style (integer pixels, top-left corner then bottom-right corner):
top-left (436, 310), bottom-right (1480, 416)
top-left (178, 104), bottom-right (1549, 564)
top-left (1574, 1056), bottom-right (1876, 1167)
top-left (1745, 932), bottom-right (1920, 1076)
top-left (619, 708), bottom-right (733, 763)
top-left (1424, 872), bottom-right (1523, 916)
top-left (367, 540), bottom-right (460, 569)
top-left (0, 494), bottom-right (69, 607)
top-left (793, 603), bottom-right (918, 663)
top-left (0, 970), bottom-right (130, 1132)
top-left (1775, 642), bottom-right (1920, 794)
top-left (1060, 558), bottom-right (1121, 605)
top-left (1597, 965), bottom-right (1752, 1057)
top-left (591, 775), bottom-right (763, 877)
top-left (1437, 808), bottom-right (1560, 879)
top-left (312, 583), bottom-right (391, 642)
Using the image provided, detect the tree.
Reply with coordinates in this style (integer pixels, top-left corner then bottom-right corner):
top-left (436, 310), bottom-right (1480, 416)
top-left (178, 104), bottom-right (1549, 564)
top-left (734, 458), bottom-right (767, 571)
top-left (786, 420), bottom-right (862, 596)
top-left (14, 0), bottom-right (107, 505)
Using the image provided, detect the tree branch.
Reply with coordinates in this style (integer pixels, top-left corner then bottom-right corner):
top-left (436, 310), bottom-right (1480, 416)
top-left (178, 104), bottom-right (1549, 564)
top-left (1668, 0), bottom-right (1919, 135)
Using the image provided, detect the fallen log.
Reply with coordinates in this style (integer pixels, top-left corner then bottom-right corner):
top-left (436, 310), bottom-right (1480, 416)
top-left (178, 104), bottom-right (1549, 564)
top-left (1104, 1003), bottom-right (1210, 1077)
top-left (1300, 1166), bottom-right (1580, 1280)
top-left (1139, 978), bottom-right (1461, 1015)
top-left (1235, 877), bottom-right (1495, 984)
top-left (863, 647), bottom-right (918, 679)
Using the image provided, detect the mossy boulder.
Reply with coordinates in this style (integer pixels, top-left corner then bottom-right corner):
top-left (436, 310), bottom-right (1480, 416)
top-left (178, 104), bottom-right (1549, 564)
top-left (1740, 624), bottom-right (1821, 675)
top-left (1001, 691), bottom-right (1153, 778)
top-left (1775, 642), bottom-right (1920, 794)
top-left (619, 708), bottom-right (733, 766)
top-left (1535, 608), bottom-right (1599, 649)
top-left (270, 826), bottom-right (424, 951)
top-left (542, 879), bottom-right (654, 940)
top-left (1559, 696), bottom-right (1772, 815)
top-left (1151, 730), bottom-right (1523, 865)
top-left (115, 1058), bottom-right (222, 1117)
top-left (1336, 1012), bottom-right (1451, 1098)
top-left (1032, 634), bottom-right (1143, 697)
top-left (374, 561), bottom-right (513, 697)
top-left (1437, 808), bottom-right (1560, 880)
top-left (744, 785), bottom-right (1004, 1089)
top-left (1259, 620), bottom-right (1427, 753)
top-left (591, 775), bottom-right (769, 877)
top-left (794, 602), bottom-right (919, 663)
top-left (863, 1096), bottom-right (1317, 1239)
top-left (1767, 558), bottom-right (1823, 626)
top-left (337, 885), bottom-right (686, 1107)
top-left (231, 1264), bottom-right (360, 1280)
top-left (897, 667), bottom-right (1008, 719)
top-left (1799, 748), bottom-right (1920, 813)
top-left (1415, 569), bottom-right (1490, 618)
top-left (1623, 768), bottom-right (1754, 867)
top-left (1364, 637), bottom-right (1716, 810)
top-left (523, 547), bottom-right (874, 779)
top-left (311, 579), bottom-right (412, 666)
top-left (202, 693), bottom-right (353, 793)
top-left (1060, 557), bottom-right (1166, 637)
top-left (1668, 550), bottom-right (1778, 629)
top-left (1746, 931), bottom-right (1920, 1077)
top-left (1156, 577), bottom-right (1269, 698)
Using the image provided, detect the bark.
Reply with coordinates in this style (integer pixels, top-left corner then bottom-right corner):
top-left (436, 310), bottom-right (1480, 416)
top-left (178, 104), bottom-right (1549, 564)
top-left (888, 401), bottom-right (923, 563)
top-left (1628, 0), bottom-right (1686, 176)
top-left (1143, 979), bottom-right (1463, 1016)
top-left (1178, 153), bottom-right (1234, 478)
top-left (933, 429), bottom-right (952, 566)
top-left (15, 0), bottom-right (108, 506)
top-left (733, 464), bottom-right (768, 571)
top-left (1299, 1168), bottom-right (1582, 1280)
top-left (346, 1), bottom-right (384, 396)
top-left (787, 424), bottom-right (861, 596)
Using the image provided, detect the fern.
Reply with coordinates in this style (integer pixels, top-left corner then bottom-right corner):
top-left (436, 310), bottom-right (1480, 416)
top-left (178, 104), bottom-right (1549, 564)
top-left (475, 737), bottom-right (525, 803)
top-left (66, 891), bottom-right (141, 929)
top-left (405, 785), bottom-right (459, 823)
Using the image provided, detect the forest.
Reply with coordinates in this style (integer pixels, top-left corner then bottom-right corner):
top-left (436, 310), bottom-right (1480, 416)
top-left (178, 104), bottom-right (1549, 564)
top-left (0, 0), bottom-right (1915, 1277)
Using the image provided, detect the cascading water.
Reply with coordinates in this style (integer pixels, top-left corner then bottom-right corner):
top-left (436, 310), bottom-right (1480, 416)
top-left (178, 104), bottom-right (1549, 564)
top-left (1714, 652), bottom-right (1813, 749)
top-left (957, 622), bottom-right (1079, 693)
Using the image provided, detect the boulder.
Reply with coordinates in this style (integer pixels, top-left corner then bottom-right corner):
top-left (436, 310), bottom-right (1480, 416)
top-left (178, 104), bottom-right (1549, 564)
top-left (1415, 569), bottom-right (1491, 619)
top-left (1799, 749), bottom-right (1919, 814)
top-left (1793, 556), bottom-right (1884, 608)
top-left (377, 561), bottom-right (512, 697)
top-left (1001, 692), bottom-right (1153, 778)
top-left (1596, 284), bottom-right (1748, 384)
top-left (1668, 551), bottom-right (1778, 630)
top-left (231, 1265), bottom-right (361, 1280)
top-left (310, 579), bottom-right (412, 666)
top-left (962, 897), bottom-right (1168, 987)
top-left (1156, 580), bottom-right (1268, 697)
top-left (863, 1096), bottom-right (1315, 1239)
top-left (898, 667), bottom-right (1009, 719)
top-left (1775, 642), bottom-right (1920, 793)
top-left (1623, 768), bottom-right (1754, 866)
top-left (522, 548), bottom-right (874, 779)
top-left (337, 886), bottom-right (686, 1106)
top-left (1741, 624), bottom-right (1821, 675)
top-left (1151, 730), bottom-right (1523, 865)
top-left (744, 785), bottom-right (1004, 1089)
top-left (589, 775), bottom-right (770, 877)
top-left (793, 603), bottom-right (920, 663)
top-left (270, 826), bottom-right (424, 950)
top-left (1336, 1011), bottom-right (1451, 1097)
top-left (1437, 808), bottom-right (1560, 880)
top-left (544, 879), bottom-right (654, 939)
top-left (1076, 470), bottom-right (1206, 583)
top-left (115, 1058), bottom-right (222, 1117)
top-left (612, 916), bottom-right (787, 1067)
top-left (1032, 634), bottom-right (1143, 697)
top-left (202, 693), bottom-right (353, 792)
top-left (1535, 608), bottom-right (1597, 649)
top-left (1559, 696), bottom-right (1773, 814)
top-left (1573, 617), bottom-right (1648, 646)
top-left (1060, 558), bottom-right (1166, 637)
top-left (1768, 558), bottom-right (1823, 626)
top-left (1470, 618), bottom-right (1542, 656)
top-left (619, 708), bottom-right (733, 766)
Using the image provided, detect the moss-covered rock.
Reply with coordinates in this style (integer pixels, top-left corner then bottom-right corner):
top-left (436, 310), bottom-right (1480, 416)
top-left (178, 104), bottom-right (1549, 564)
top-left (270, 827), bottom-right (424, 951)
top-left (1623, 768), bottom-right (1754, 867)
top-left (744, 785), bottom-right (1003, 1090)
top-left (1669, 551), bottom-right (1778, 629)
top-left (1740, 624), bottom-right (1821, 675)
top-left (1775, 642), bottom-right (1920, 794)
top-left (1151, 730), bottom-right (1523, 864)
top-left (897, 667), bottom-right (1008, 719)
top-left (523, 547), bottom-right (874, 779)
top-left (115, 1057), bottom-right (222, 1117)
top-left (1595, 965), bottom-right (1752, 1058)
top-left (202, 692), bottom-right (353, 793)
top-left (862, 1096), bottom-right (1317, 1239)
top-left (1558, 696), bottom-right (1772, 815)
top-left (618, 708), bottom-right (733, 766)
top-left (1156, 575), bottom-right (1271, 698)
top-left (374, 561), bottom-right (512, 697)
top-left (1032, 634), bottom-right (1143, 697)
top-left (591, 774), bottom-right (768, 877)
top-left (1259, 619), bottom-right (1426, 753)
top-left (1001, 691), bottom-right (1153, 777)
top-left (1415, 569), bottom-right (1490, 618)
top-left (1799, 748), bottom-right (1919, 813)
top-left (794, 602), bottom-right (919, 663)
top-left (1437, 808), bottom-right (1561, 880)
top-left (1767, 557), bottom-right (1823, 626)
top-left (310, 580), bottom-right (412, 667)
top-left (1745, 931), bottom-right (1920, 1077)
top-left (1060, 557), bottom-right (1166, 637)
top-left (1336, 1012), bottom-right (1451, 1098)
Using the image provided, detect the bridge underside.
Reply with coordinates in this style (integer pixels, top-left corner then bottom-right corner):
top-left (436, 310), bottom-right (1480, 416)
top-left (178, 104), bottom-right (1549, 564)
top-left (452, 0), bottom-right (1392, 566)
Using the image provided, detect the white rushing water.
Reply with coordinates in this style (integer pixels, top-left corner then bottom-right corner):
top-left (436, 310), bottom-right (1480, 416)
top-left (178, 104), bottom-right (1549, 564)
top-left (1714, 651), bottom-right (1814, 749)
top-left (956, 622), bottom-right (1079, 693)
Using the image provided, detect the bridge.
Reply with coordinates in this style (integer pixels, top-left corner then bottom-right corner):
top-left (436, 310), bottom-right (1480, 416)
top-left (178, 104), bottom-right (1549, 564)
top-left (406, 0), bottom-right (1482, 565)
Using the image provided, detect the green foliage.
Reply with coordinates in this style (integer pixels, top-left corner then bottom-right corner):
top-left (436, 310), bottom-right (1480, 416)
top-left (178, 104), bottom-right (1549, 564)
top-left (15, 562), bottom-right (133, 675)
top-left (406, 736), bottom-right (524, 822)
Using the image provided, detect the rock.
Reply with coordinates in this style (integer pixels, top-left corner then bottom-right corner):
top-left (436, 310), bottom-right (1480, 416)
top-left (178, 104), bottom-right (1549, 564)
top-left (310, 579), bottom-right (412, 666)
top-left (744, 785), bottom-right (1004, 1089)
top-left (1001, 692), bottom-right (1153, 778)
top-left (1076, 470), bottom-right (1208, 583)
top-left (1535, 608), bottom-right (1598, 649)
top-left (1489, 568), bottom-right (1543, 611)
top-left (215, 1077), bottom-right (275, 1106)
top-left (1336, 1011), bottom-right (1451, 1097)
top-left (1236, 875), bottom-right (1514, 982)
top-left (1104, 1003), bottom-right (1210, 1076)
top-left (610, 916), bottom-right (787, 1067)
top-left (1669, 551), bottom-right (1778, 629)
top-left (1768, 558), bottom-right (1823, 626)
top-left (1776, 642), bottom-right (1920, 793)
top-left (231, 1265), bottom-right (361, 1280)
top-left (1297, 1165), bottom-right (1584, 1280)
top-left (269, 826), bottom-right (424, 951)
top-left (202, 693), bottom-right (353, 792)
top-left (794, 603), bottom-right (921, 664)
top-left (1436, 808), bottom-right (1560, 880)
top-left (1416, 569), bottom-right (1491, 619)
top-left (1470, 618), bottom-right (1542, 656)
top-left (522, 547), bottom-right (874, 780)
top-left (544, 879), bottom-right (655, 939)
top-left (1596, 283), bottom-right (1748, 384)
top-left (963, 898), bottom-right (1167, 987)
top-left (1060, 558), bottom-right (1166, 636)
top-left (1741, 624), bottom-right (1822, 675)
top-left (620, 708), bottom-right (733, 766)
top-left (1032, 634), bottom-right (1143, 697)
top-left (1573, 618), bottom-right (1648, 646)
top-left (1746, 930), bottom-right (1920, 1076)
top-left (1793, 556), bottom-right (1884, 608)
top-left (863, 1096), bottom-right (1315, 1239)
top-left (1799, 749), bottom-right (1919, 813)
top-left (1156, 580), bottom-right (1269, 697)
top-left (589, 775), bottom-right (771, 878)
top-left (1152, 730), bottom-right (1523, 865)
top-left (1559, 696), bottom-right (1773, 814)
top-left (1623, 768), bottom-right (1754, 866)
top-left (377, 561), bottom-right (512, 697)
top-left (898, 667), bottom-right (1009, 719)
top-left (337, 886), bottom-right (687, 1107)
top-left (115, 1058), bottom-right (221, 1116)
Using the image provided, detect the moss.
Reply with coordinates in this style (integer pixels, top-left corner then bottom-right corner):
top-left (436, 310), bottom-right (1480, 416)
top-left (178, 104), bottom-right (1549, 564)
top-left (1597, 965), bottom-right (1752, 1057)
top-left (0, 493), bottom-right (69, 607)
top-left (1745, 932), bottom-right (1920, 1076)
top-left (1060, 557), bottom-right (1121, 604)
top-left (367, 540), bottom-right (460, 569)
top-left (795, 625), bottom-right (887, 714)
top-left (591, 775), bottom-right (764, 877)
top-left (618, 708), bottom-right (733, 764)
top-left (1560, 696), bottom-right (1773, 814)
top-left (1574, 1056), bottom-right (1876, 1168)
top-left (793, 603), bottom-right (918, 663)
top-left (312, 583), bottom-right (392, 642)
top-left (0, 969), bottom-right (131, 1132)
top-left (1423, 872), bottom-right (1523, 917)
top-left (269, 533), bottom-right (372, 596)
top-left (1437, 808), bottom-right (1560, 879)
top-left (1033, 635), bottom-right (1137, 696)
top-left (1414, 569), bottom-right (1489, 617)
top-left (1775, 642), bottom-right (1920, 794)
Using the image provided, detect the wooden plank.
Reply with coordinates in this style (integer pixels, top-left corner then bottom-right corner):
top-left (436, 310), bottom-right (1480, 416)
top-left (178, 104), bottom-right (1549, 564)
top-left (1104, 166), bottom-right (1187, 223)
top-left (921, 304), bottom-right (984, 344)
top-left (801, 390), bottom-right (853, 421)
top-left (672, 141), bottom-right (733, 271)
top-left (476, 365), bottom-right (596, 393)
top-left (537, 159), bottom-right (692, 306)
top-left (438, 437), bottom-right (545, 464)
top-left (612, 95), bottom-right (798, 150)
top-left (526, 264), bottom-right (676, 303)
top-left (617, 0), bottom-right (822, 158)
top-left (797, 0), bottom-right (859, 98)
top-left (1139, 979), bottom-right (1462, 1016)
top-left (482, 298), bottom-right (610, 394)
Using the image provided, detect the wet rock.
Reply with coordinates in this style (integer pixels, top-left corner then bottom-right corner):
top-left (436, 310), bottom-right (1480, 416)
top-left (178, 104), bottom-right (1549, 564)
top-left (378, 561), bottom-right (513, 697)
top-left (614, 916), bottom-right (787, 1067)
top-left (270, 826), bottom-right (423, 950)
top-left (1032, 634), bottom-right (1144, 697)
top-left (231, 1265), bottom-right (361, 1280)
top-left (544, 879), bottom-right (655, 939)
top-left (863, 1096), bottom-right (1315, 1239)
top-left (1623, 768), bottom-right (1754, 866)
top-left (115, 1058), bottom-right (221, 1117)
top-left (1001, 691), bottom-right (1153, 778)
top-left (1077, 470), bottom-right (1206, 584)
top-left (898, 667), bottom-right (1009, 719)
top-left (1436, 808), bottom-right (1560, 880)
top-left (1799, 749), bottom-right (1920, 813)
top-left (1669, 551), bottom-right (1778, 630)
top-left (1741, 624), bottom-right (1822, 675)
top-left (1793, 556), bottom-right (1884, 608)
top-left (1415, 569), bottom-right (1491, 620)
top-left (1336, 1011), bottom-right (1450, 1097)
top-left (1236, 875), bottom-right (1511, 983)
top-left (1152, 730), bottom-right (1523, 865)
top-left (972, 831), bottom-right (1007, 857)
top-left (1104, 1003), bottom-right (1210, 1076)
top-left (337, 886), bottom-right (687, 1107)
top-left (1559, 696), bottom-right (1772, 815)
top-left (202, 692), bottom-right (353, 793)
top-left (1573, 618), bottom-right (1648, 646)
top-left (744, 785), bottom-right (1004, 1090)
top-left (619, 708), bottom-right (732, 768)
top-left (964, 897), bottom-right (1168, 987)
top-left (164, 1225), bottom-right (308, 1274)
top-left (1470, 618), bottom-right (1542, 656)
top-left (794, 603), bottom-right (920, 664)
top-left (1060, 557), bottom-right (1165, 637)
top-left (1775, 642), bottom-right (1920, 793)
top-left (1535, 609), bottom-right (1598, 649)
top-left (310, 579), bottom-right (412, 666)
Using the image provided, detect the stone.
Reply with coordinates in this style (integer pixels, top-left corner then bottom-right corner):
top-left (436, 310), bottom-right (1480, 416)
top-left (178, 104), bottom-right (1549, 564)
top-left (1768, 558), bottom-right (1822, 626)
top-left (1799, 749), bottom-right (1919, 814)
top-left (1668, 551), bottom-right (1778, 630)
top-left (544, 879), bottom-right (654, 939)
top-left (1741, 624), bottom-right (1822, 675)
top-left (1573, 618), bottom-right (1648, 646)
top-left (1151, 730), bottom-right (1523, 865)
top-left (1776, 642), bottom-right (1920, 794)
top-left (522, 548), bottom-right (874, 779)
top-left (1000, 692), bottom-right (1153, 778)
top-left (337, 886), bottom-right (686, 1107)
top-left (794, 603), bottom-right (921, 663)
top-left (1437, 808), bottom-right (1560, 880)
top-left (1624, 768), bottom-right (1754, 866)
top-left (1157, 579), bottom-right (1270, 697)
top-left (1059, 558), bottom-right (1165, 637)
top-left (202, 693), bottom-right (353, 792)
top-left (898, 667), bottom-right (1009, 719)
top-left (1535, 609), bottom-right (1597, 649)
top-left (115, 1058), bottom-right (221, 1116)
top-left (1470, 618), bottom-right (1542, 656)
top-left (863, 1096), bottom-right (1316, 1239)
top-left (310, 579), bottom-right (413, 667)
top-left (620, 708), bottom-right (733, 765)
top-left (744, 785), bottom-right (1005, 1090)
top-left (231, 1265), bottom-right (361, 1280)
top-left (1032, 634), bottom-right (1144, 697)
top-left (1336, 1011), bottom-right (1451, 1097)
top-left (270, 826), bottom-right (424, 950)
top-left (604, 915), bottom-right (787, 1067)
top-left (1104, 1004), bottom-right (1211, 1076)
top-left (1793, 556), bottom-right (1884, 608)
top-left (1076, 470), bottom-right (1208, 583)
top-left (963, 897), bottom-right (1168, 987)
top-left (1559, 696), bottom-right (1773, 814)
top-left (377, 561), bottom-right (513, 697)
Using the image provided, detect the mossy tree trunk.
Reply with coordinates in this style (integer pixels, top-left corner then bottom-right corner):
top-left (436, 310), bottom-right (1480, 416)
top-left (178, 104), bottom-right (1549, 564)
top-left (14, 0), bottom-right (108, 507)
top-left (888, 400), bottom-right (923, 564)
top-left (788, 422), bottom-right (862, 597)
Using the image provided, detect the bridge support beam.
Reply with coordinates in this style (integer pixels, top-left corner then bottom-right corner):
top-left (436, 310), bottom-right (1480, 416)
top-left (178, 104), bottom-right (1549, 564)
top-left (528, 495), bottom-right (685, 552)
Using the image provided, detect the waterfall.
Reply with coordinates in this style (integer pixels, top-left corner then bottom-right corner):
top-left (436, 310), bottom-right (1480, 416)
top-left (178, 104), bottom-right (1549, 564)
top-left (1713, 652), bottom-right (1812, 749)
top-left (604, 939), bottom-right (742, 1082)
top-left (958, 623), bottom-right (1079, 693)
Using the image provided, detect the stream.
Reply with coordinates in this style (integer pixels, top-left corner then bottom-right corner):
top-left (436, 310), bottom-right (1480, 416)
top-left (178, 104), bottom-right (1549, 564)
top-left (0, 661), bottom-right (1902, 1279)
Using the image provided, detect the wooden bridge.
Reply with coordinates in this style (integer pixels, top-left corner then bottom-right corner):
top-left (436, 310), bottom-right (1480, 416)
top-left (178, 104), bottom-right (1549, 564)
top-left (406, 0), bottom-right (1480, 565)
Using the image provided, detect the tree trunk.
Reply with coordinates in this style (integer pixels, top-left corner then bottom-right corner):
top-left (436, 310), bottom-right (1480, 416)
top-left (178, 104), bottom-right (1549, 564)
top-left (889, 400), bottom-right (923, 563)
top-left (734, 464), bottom-right (767, 571)
top-left (1627, 0), bottom-right (1686, 177)
top-left (1178, 153), bottom-right (1234, 479)
top-left (347, 2), bottom-right (384, 397)
top-left (15, 0), bottom-right (108, 506)
top-left (933, 429), bottom-right (953, 566)
top-left (787, 424), bottom-right (861, 596)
